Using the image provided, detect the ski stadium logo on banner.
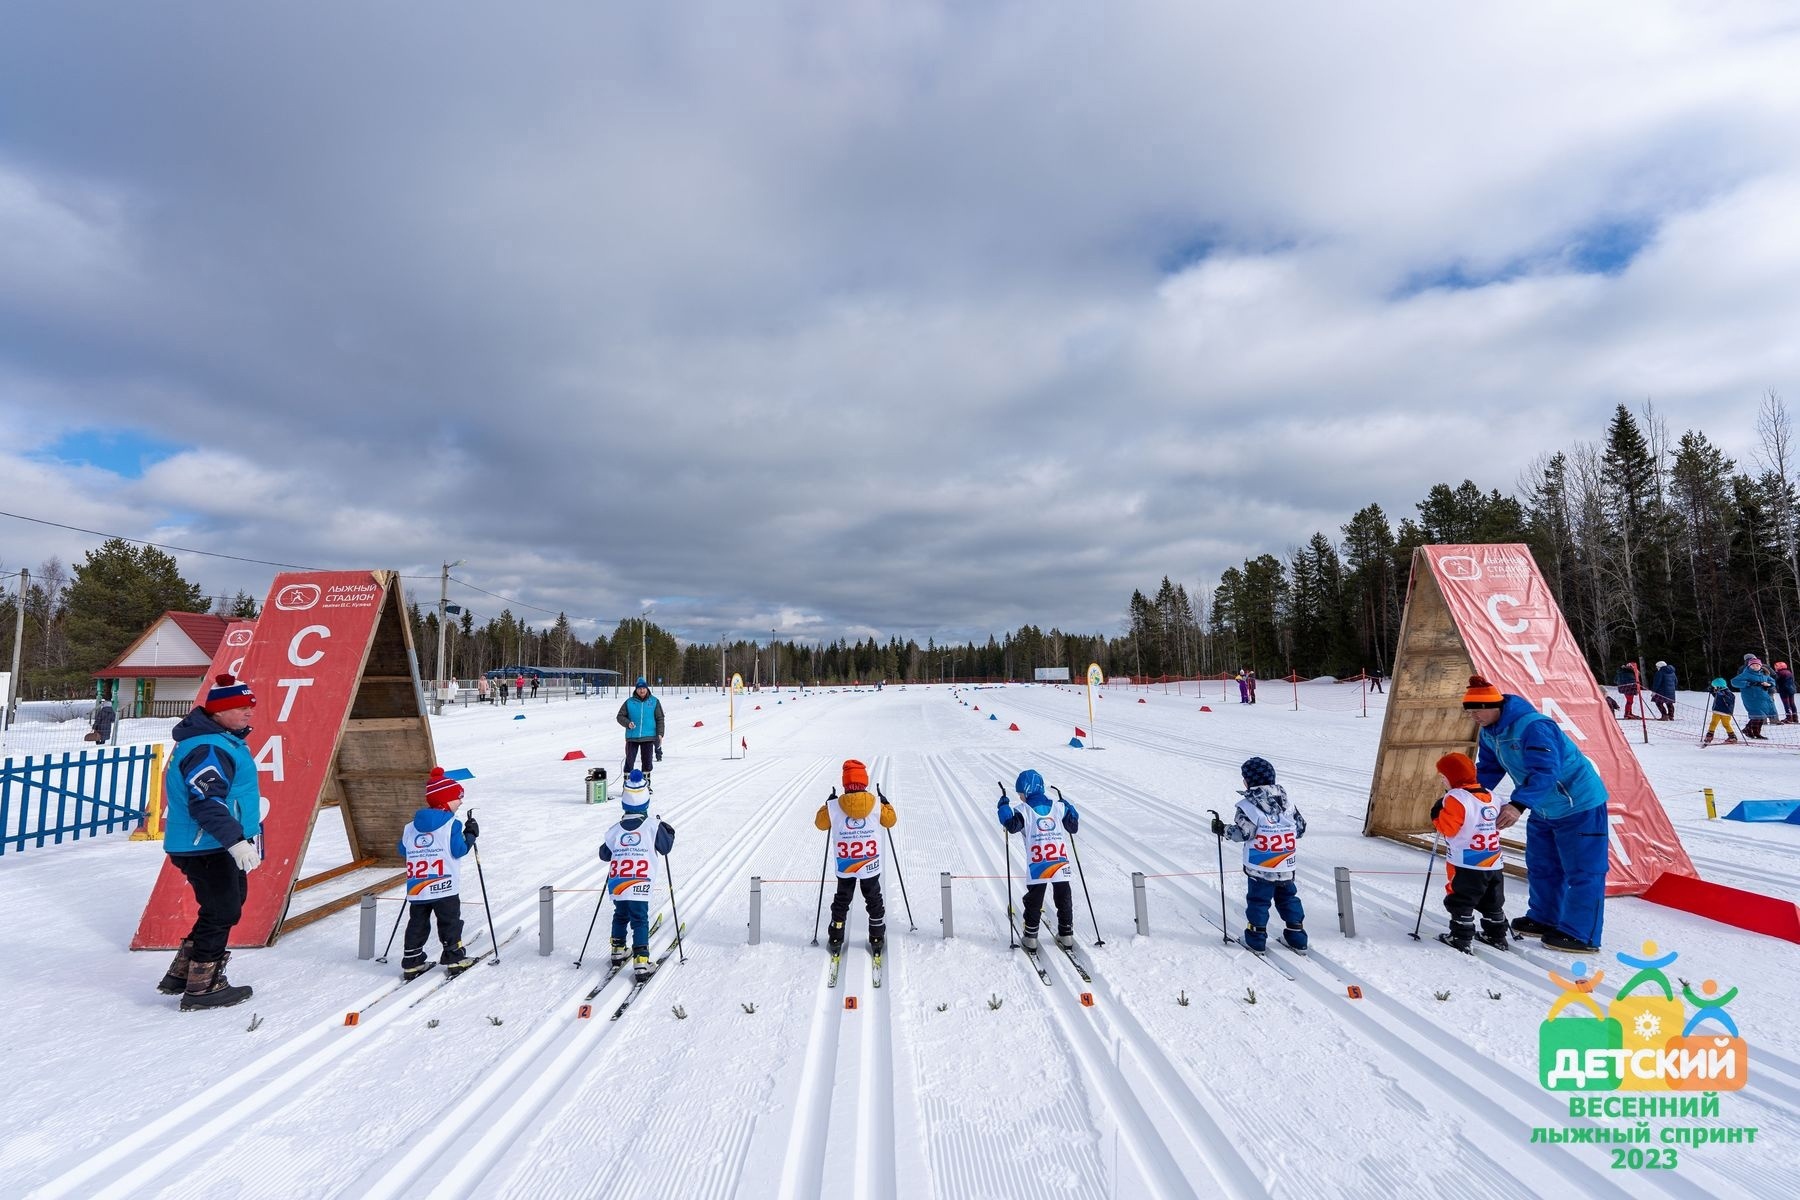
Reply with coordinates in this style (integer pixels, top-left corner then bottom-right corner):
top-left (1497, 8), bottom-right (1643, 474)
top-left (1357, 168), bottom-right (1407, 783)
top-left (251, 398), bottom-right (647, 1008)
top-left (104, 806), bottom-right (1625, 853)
top-left (274, 583), bottom-right (322, 610)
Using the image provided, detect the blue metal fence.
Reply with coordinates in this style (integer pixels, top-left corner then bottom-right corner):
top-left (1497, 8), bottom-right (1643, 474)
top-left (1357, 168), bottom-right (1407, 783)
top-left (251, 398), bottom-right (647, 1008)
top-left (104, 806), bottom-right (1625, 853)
top-left (0, 745), bottom-right (157, 856)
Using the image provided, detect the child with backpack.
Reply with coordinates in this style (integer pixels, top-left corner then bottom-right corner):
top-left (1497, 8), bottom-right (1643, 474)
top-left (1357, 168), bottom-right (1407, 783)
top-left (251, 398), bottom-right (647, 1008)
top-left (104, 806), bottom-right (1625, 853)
top-left (1704, 679), bottom-right (1739, 746)
top-left (598, 770), bottom-right (676, 980)
top-left (997, 769), bottom-right (1079, 951)
top-left (814, 759), bottom-right (895, 954)
top-left (1431, 752), bottom-right (1510, 953)
top-left (1211, 757), bottom-right (1307, 952)
top-left (399, 768), bottom-right (480, 981)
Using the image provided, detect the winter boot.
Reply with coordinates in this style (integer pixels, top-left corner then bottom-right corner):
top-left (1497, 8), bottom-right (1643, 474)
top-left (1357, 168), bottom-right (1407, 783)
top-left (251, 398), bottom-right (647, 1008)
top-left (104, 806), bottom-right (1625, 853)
top-left (1436, 932), bottom-right (1474, 954)
top-left (633, 951), bottom-right (656, 983)
top-left (1281, 923), bottom-right (1309, 952)
top-left (1510, 915), bottom-right (1556, 939)
top-left (1021, 924), bottom-right (1040, 951)
top-left (1055, 932), bottom-right (1076, 950)
top-left (181, 955), bottom-right (252, 1011)
top-left (441, 942), bottom-right (478, 977)
top-left (1242, 925), bottom-right (1268, 953)
top-left (1703, 732), bottom-right (1714, 746)
top-left (608, 938), bottom-right (628, 970)
top-left (1541, 931), bottom-right (1600, 954)
top-left (1477, 922), bottom-right (1513, 951)
top-left (1726, 733), bottom-right (1740, 744)
top-left (826, 920), bottom-right (846, 954)
top-left (157, 939), bottom-right (195, 995)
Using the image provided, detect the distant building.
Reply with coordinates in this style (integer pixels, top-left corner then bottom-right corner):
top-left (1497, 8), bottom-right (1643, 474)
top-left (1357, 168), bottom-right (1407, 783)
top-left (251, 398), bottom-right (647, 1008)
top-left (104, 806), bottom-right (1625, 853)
top-left (92, 612), bottom-right (233, 718)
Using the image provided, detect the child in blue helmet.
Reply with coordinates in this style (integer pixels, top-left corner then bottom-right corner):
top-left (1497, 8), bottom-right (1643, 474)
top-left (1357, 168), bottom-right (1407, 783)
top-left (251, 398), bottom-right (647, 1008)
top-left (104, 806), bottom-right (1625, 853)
top-left (597, 769), bottom-right (675, 980)
top-left (1212, 757), bottom-right (1307, 952)
top-left (998, 768), bottom-right (1080, 950)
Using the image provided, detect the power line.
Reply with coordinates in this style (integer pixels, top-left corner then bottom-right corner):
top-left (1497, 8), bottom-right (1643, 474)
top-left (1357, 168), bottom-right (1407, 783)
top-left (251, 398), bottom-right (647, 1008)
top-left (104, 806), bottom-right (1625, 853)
top-left (0, 509), bottom-right (329, 571)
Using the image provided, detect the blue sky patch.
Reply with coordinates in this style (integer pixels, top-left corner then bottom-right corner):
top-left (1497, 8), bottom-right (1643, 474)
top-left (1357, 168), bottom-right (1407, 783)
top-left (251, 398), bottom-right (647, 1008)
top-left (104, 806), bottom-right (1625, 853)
top-left (34, 429), bottom-right (185, 478)
top-left (1395, 214), bottom-right (1657, 299)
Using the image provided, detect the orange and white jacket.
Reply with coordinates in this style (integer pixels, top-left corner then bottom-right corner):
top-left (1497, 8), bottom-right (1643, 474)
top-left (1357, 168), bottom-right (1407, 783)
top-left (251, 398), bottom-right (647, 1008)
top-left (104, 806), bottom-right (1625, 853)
top-left (1433, 785), bottom-right (1503, 871)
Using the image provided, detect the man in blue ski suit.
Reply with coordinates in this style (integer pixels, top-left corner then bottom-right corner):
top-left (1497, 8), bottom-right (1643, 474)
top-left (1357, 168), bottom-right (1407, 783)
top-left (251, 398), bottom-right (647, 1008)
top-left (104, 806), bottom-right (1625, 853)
top-left (1464, 675), bottom-right (1609, 953)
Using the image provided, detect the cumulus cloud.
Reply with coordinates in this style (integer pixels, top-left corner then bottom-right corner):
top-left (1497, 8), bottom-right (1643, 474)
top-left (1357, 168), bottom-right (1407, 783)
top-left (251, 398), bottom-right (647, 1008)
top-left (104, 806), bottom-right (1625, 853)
top-left (2, 1), bottom-right (1798, 643)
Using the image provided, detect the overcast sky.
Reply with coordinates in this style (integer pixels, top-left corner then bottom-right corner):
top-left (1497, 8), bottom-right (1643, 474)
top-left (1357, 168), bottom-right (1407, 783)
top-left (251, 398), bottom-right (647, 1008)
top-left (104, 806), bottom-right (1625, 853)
top-left (4, 2), bottom-right (1798, 647)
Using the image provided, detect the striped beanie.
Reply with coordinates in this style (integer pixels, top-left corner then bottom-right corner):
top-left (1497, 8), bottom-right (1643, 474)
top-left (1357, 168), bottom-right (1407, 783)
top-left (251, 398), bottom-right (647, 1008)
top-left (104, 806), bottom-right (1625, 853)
top-left (425, 766), bottom-right (464, 809)
top-left (622, 769), bottom-right (649, 813)
top-left (203, 673), bottom-right (256, 714)
top-left (1461, 675), bottom-right (1504, 709)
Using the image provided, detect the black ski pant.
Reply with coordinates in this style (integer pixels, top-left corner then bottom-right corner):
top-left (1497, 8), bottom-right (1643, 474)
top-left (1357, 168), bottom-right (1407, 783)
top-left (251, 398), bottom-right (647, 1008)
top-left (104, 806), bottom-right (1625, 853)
top-left (623, 739), bottom-right (656, 780)
top-left (1443, 866), bottom-right (1508, 940)
top-left (172, 850), bottom-right (247, 963)
top-left (1022, 880), bottom-right (1074, 936)
top-left (403, 895), bottom-right (465, 968)
top-left (829, 875), bottom-right (885, 938)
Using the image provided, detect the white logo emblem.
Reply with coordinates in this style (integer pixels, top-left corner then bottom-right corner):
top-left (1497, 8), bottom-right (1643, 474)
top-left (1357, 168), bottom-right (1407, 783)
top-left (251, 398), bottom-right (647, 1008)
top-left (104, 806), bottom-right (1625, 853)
top-left (274, 584), bottom-right (321, 611)
top-left (225, 629), bottom-right (253, 647)
top-left (1439, 555), bottom-right (1482, 581)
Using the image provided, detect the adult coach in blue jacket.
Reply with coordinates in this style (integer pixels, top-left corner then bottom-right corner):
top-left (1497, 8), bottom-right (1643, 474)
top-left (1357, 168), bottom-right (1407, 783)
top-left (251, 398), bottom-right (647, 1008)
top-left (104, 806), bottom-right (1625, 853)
top-left (1463, 675), bottom-right (1609, 953)
top-left (616, 677), bottom-right (665, 788)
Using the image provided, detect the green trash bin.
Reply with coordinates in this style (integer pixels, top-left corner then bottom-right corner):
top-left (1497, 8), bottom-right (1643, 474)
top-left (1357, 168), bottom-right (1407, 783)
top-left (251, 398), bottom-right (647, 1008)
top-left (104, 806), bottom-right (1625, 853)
top-left (586, 767), bottom-right (608, 805)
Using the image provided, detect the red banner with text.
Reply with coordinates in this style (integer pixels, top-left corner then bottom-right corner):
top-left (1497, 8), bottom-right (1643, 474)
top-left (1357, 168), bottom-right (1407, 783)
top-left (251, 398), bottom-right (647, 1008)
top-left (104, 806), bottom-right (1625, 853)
top-left (133, 573), bottom-right (389, 949)
top-left (1423, 545), bottom-right (1693, 895)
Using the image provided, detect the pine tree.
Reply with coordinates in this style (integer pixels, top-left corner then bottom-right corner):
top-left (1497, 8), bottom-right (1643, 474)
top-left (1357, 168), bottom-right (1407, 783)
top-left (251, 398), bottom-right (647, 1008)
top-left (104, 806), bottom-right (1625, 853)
top-left (61, 539), bottom-right (209, 679)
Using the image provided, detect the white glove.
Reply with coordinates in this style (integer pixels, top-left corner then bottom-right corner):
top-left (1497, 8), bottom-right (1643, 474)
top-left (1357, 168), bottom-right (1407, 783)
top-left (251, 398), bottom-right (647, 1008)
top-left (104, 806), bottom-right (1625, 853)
top-left (228, 840), bottom-right (262, 873)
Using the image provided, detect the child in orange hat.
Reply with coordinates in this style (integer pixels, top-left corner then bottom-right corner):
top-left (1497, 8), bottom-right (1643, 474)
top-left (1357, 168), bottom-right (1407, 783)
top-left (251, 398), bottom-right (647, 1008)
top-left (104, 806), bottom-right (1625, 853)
top-left (814, 759), bottom-right (896, 954)
top-left (1431, 752), bottom-right (1510, 953)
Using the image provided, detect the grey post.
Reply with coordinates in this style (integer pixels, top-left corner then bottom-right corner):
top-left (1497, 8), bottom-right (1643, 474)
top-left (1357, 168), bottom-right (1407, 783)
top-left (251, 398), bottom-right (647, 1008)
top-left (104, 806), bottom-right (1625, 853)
top-left (539, 885), bottom-right (555, 957)
top-left (748, 876), bottom-right (762, 945)
top-left (1132, 871), bottom-right (1149, 937)
top-left (358, 894), bottom-right (377, 960)
top-left (940, 871), bottom-right (954, 939)
top-left (1334, 866), bottom-right (1356, 938)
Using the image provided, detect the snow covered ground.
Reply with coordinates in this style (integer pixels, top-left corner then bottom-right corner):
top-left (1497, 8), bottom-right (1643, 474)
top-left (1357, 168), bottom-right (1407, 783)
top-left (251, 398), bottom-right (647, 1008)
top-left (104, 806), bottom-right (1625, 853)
top-left (3, 682), bottom-right (1797, 1199)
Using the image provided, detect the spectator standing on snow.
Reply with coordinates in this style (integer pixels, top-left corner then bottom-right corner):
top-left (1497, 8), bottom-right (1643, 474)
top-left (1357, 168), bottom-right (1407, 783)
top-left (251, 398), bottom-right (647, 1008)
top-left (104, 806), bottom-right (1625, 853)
top-left (1704, 678), bottom-right (1739, 745)
top-left (1211, 757), bottom-right (1307, 953)
top-left (998, 768), bottom-right (1079, 951)
top-left (1368, 666), bottom-right (1385, 694)
top-left (498, 678), bottom-right (509, 705)
top-left (1613, 663), bottom-right (1640, 719)
top-left (87, 696), bottom-right (115, 743)
top-left (815, 758), bottom-right (894, 954)
top-left (1246, 669), bottom-right (1258, 704)
top-left (1776, 661), bottom-right (1797, 724)
top-left (1731, 655), bottom-right (1777, 740)
top-left (158, 674), bottom-right (262, 1010)
top-left (530, 675), bottom-right (540, 699)
top-left (1235, 670), bottom-right (1249, 704)
top-left (397, 769), bottom-right (478, 981)
top-left (514, 673), bottom-right (527, 700)
top-left (1465, 675), bottom-right (1609, 953)
top-left (616, 677), bottom-right (665, 788)
top-left (1431, 753), bottom-right (1510, 953)
top-left (1650, 661), bottom-right (1678, 721)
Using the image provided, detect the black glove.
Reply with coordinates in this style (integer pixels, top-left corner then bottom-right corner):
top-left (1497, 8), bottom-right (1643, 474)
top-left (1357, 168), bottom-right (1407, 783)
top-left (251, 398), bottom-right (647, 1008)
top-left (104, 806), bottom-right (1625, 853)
top-left (655, 744), bottom-right (664, 762)
top-left (1429, 799), bottom-right (1444, 821)
top-left (658, 820), bottom-right (675, 843)
top-left (464, 814), bottom-right (480, 843)
top-left (1209, 816), bottom-right (1226, 838)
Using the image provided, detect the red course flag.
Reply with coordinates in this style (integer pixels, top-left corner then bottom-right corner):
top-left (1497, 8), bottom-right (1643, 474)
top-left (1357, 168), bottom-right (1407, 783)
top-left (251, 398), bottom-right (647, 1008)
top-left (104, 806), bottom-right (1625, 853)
top-left (1074, 726), bottom-right (1086, 738)
top-left (741, 737), bottom-right (748, 749)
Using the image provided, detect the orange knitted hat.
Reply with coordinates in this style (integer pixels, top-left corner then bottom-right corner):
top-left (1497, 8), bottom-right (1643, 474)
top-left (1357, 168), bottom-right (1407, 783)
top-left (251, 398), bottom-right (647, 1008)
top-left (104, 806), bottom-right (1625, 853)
top-left (842, 759), bottom-right (869, 791)
top-left (1436, 752), bottom-right (1479, 789)
top-left (1461, 675), bottom-right (1504, 708)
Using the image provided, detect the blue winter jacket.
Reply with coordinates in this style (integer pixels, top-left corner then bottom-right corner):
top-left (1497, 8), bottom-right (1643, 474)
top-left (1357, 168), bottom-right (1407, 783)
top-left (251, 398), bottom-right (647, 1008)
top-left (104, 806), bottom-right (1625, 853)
top-left (163, 709), bottom-right (262, 855)
top-left (1475, 695), bottom-right (1607, 821)
top-left (396, 807), bottom-right (470, 859)
top-left (1730, 666), bottom-right (1778, 719)
top-left (998, 794), bottom-right (1080, 835)
top-left (617, 693), bottom-right (665, 741)
top-left (1651, 664), bottom-right (1677, 700)
top-left (1708, 686), bottom-right (1736, 715)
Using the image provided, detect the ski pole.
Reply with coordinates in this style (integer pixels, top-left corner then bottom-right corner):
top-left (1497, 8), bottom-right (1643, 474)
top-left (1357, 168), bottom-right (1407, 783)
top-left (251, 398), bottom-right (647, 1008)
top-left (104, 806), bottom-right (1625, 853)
top-left (876, 785), bottom-right (917, 931)
top-left (1052, 787), bottom-right (1104, 946)
top-left (1206, 809), bottom-right (1231, 944)
top-left (375, 894), bottom-right (408, 963)
top-left (1410, 831), bottom-right (1442, 940)
top-left (998, 781), bottom-right (1018, 949)
top-left (810, 789), bottom-right (835, 946)
top-left (471, 830), bottom-right (501, 964)
top-left (659, 826), bottom-right (686, 965)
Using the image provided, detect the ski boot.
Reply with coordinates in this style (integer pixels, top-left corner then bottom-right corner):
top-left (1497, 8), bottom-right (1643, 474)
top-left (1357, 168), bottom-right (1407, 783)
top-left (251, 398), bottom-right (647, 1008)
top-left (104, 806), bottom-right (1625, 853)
top-left (1055, 932), bottom-right (1076, 951)
top-left (1281, 923), bottom-right (1309, 952)
top-left (1242, 924), bottom-right (1268, 953)
top-left (1477, 922), bottom-right (1513, 951)
top-left (1020, 924), bottom-right (1040, 951)
top-left (157, 939), bottom-right (195, 995)
top-left (1510, 915), bottom-right (1556, 939)
top-left (181, 954), bottom-right (252, 1011)
top-left (441, 942), bottom-right (478, 978)
top-left (1702, 732), bottom-right (1713, 746)
top-left (608, 938), bottom-right (628, 971)
top-left (869, 926), bottom-right (886, 955)
top-left (1726, 733), bottom-right (1740, 744)
top-left (401, 950), bottom-right (433, 982)
top-left (826, 920), bottom-right (846, 954)
top-left (633, 950), bottom-right (656, 983)
top-left (1436, 932), bottom-right (1474, 955)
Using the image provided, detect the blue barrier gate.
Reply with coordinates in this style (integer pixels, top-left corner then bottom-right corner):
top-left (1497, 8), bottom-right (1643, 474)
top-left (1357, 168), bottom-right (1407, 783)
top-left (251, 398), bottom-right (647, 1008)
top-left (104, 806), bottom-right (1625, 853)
top-left (0, 745), bottom-right (157, 856)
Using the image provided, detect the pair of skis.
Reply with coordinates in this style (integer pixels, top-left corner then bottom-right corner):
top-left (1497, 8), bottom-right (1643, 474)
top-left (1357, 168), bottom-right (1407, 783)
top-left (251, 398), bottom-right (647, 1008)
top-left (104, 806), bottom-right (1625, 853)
top-left (827, 944), bottom-right (883, 988)
top-left (1020, 937), bottom-right (1091, 986)
top-left (608, 922), bottom-right (687, 1020)
top-left (356, 922), bottom-right (525, 1021)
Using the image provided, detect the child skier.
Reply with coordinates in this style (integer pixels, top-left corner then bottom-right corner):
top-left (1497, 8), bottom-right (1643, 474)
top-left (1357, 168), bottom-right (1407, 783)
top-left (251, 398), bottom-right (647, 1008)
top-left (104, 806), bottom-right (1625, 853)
top-left (1431, 752), bottom-right (1510, 952)
top-left (815, 759), bottom-right (895, 954)
top-left (398, 768), bottom-right (480, 981)
top-left (598, 769), bottom-right (676, 980)
top-left (1704, 678), bottom-right (1739, 745)
top-left (997, 769), bottom-right (1079, 950)
top-left (1211, 757), bottom-right (1307, 952)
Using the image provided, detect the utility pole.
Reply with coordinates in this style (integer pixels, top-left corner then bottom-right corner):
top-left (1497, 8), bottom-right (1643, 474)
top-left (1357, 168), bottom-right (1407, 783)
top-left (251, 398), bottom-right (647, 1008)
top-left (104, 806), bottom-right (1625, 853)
top-left (771, 628), bottom-right (778, 690)
top-left (432, 560), bottom-right (464, 715)
top-left (640, 607), bottom-right (651, 685)
top-left (4, 567), bottom-right (24, 729)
